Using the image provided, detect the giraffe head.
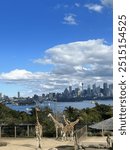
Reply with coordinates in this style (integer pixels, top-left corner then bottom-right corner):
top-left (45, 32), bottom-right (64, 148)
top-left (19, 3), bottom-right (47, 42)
top-left (78, 116), bottom-right (83, 121)
top-left (35, 107), bottom-right (40, 112)
top-left (48, 113), bottom-right (52, 117)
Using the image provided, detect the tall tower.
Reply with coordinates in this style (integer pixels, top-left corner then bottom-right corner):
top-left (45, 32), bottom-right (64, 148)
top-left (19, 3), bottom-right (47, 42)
top-left (82, 83), bottom-right (84, 92)
top-left (18, 91), bottom-right (20, 98)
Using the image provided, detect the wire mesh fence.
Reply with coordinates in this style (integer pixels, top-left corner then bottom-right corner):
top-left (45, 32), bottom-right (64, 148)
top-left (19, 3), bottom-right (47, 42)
top-left (74, 125), bottom-right (87, 149)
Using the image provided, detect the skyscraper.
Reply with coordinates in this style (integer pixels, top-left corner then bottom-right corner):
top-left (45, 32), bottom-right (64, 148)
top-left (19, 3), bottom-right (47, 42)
top-left (103, 83), bottom-right (108, 96)
top-left (69, 85), bottom-right (72, 94)
top-left (18, 91), bottom-right (20, 98)
top-left (0, 93), bottom-right (2, 99)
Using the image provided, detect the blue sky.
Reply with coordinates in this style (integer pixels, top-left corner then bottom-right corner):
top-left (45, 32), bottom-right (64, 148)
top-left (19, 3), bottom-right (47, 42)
top-left (0, 0), bottom-right (113, 97)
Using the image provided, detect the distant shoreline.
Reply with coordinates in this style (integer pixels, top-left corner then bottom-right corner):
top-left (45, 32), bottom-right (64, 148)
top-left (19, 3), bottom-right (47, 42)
top-left (56, 96), bottom-right (113, 102)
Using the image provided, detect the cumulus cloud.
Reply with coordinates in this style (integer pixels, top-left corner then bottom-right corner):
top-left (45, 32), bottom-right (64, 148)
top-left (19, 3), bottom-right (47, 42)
top-left (101, 0), bottom-right (113, 7)
top-left (84, 4), bottom-right (103, 12)
top-left (0, 69), bottom-right (49, 80)
top-left (63, 14), bottom-right (77, 25)
top-left (35, 39), bottom-right (112, 67)
top-left (84, 0), bottom-right (112, 13)
top-left (0, 69), bottom-right (33, 80)
top-left (34, 39), bottom-right (113, 90)
top-left (0, 39), bottom-right (113, 96)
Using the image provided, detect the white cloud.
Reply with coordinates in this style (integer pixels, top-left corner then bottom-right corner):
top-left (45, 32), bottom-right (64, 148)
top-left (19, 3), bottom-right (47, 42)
top-left (63, 14), bottom-right (77, 25)
top-left (34, 39), bottom-right (113, 90)
top-left (101, 0), bottom-right (113, 7)
top-left (84, 4), bottom-right (103, 12)
top-left (0, 69), bottom-right (33, 80)
top-left (35, 39), bottom-right (112, 67)
top-left (54, 4), bottom-right (69, 9)
top-left (0, 39), bottom-right (113, 96)
top-left (75, 3), bottom-right (80, 7)
top-left (0, 69), bottom-right (50, 80)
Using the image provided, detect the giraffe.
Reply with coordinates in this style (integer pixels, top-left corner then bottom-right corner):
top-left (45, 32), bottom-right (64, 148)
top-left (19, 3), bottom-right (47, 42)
top-left (62, 123), bottom-right (75, 141)
top-left (35, 107), bottom-right (43, 150)
top-left (63, 115), bottom-right (70, 125)
top-left (63, 115), bottom-right (80, 127)
top-left (48, 113), bottom-right (64, 139)
top-left (106, 135), bottom-right (112, 148)
top-left (62, 115), bottom-right (80, 141)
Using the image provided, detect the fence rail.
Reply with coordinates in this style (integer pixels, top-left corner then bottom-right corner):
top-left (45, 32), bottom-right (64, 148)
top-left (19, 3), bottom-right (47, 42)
top-left (0, 124), bottom-right (35, 138)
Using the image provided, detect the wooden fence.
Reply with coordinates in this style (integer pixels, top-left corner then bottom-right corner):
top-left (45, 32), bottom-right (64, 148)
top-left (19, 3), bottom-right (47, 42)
top-left (0, 124), bottom-right (35, 138)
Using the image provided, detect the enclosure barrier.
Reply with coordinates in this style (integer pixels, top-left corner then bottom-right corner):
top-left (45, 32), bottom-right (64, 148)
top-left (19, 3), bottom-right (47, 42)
top-left (74, 125), bottom-right (87, 150)
top-left (0, 124), bottom-right (35, 138)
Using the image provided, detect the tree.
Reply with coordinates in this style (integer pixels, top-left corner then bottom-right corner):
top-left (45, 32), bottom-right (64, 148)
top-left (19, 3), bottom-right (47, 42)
top-left (64, 106), bottom-right (80, 121)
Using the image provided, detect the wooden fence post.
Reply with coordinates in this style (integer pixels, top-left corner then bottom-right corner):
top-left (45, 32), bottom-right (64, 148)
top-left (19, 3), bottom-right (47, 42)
top-left (27, 125), bottom-right (30, 137)
top-left (0, 126), bottom-right (1, 138)
top-left (14, 126), bottom-right (17, 138)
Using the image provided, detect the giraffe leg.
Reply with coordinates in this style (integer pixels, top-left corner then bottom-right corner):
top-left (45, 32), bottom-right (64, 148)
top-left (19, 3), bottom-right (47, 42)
top-left (38, 136), bottom-right (42, 149)
top-left (55, 127), bottom-right (58, 139)
top-left (70, 131), bottom-right (74, 141)
top-left (36, 136), bottom-right (42, 150)
top-left (63, 132), bottom-right (67, 141)
top-left (36, 137), bottom-right (39, 150)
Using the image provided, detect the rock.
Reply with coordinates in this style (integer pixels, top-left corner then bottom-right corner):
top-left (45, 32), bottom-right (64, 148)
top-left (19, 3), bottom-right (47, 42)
top-left (48, 148), bottom-right (58, 150)
top-left (55, 145), bottom-right (74, 150)
top-left (0, 142), bottom-right (7, 146)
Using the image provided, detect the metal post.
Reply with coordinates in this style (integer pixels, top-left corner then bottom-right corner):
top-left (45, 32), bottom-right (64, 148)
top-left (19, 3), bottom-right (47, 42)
top-left (74, 133), bottom-right (78, 150)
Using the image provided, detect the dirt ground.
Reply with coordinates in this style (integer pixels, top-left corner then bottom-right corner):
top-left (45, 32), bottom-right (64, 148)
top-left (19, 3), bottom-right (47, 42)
top-left (0, 136), bottom-right (110, 150)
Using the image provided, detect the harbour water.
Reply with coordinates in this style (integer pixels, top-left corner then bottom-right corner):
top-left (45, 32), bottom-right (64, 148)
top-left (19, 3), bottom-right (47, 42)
top-left (6, 99), bottom-right (113, 113)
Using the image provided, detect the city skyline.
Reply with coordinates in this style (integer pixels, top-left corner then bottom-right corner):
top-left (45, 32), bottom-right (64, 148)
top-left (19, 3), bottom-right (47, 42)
top-left (0, 0), bottom-right (113, 97)
top-left (0, 82), bottom-right (113, 99)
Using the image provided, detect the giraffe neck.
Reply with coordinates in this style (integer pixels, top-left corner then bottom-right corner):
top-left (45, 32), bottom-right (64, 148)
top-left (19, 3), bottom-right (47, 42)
top-left (49, 114), bottom-right (63, 127)
top-left (70, 119), bottom-right (79, 127)
top-left (63, 116), bottom-right (70, 125)
top-left (35, 110), bottom-right (40, 125)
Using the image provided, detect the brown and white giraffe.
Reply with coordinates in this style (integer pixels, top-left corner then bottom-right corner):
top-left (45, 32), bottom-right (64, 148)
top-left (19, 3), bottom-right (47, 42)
top-left (35, 107), bottom-right (43, 150)
top-left (62, 124), bottom-right (74, 141)
top-left (63, 115), bottom-right (70, 125)
top-left (63, 115), bottom-right (80, 141)
top-left (48, 113), bottom-right (64, 139)
top-left (63, 115), bottom-right (80, 127)
top-left (106, 135), bottom-right (112, 148)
